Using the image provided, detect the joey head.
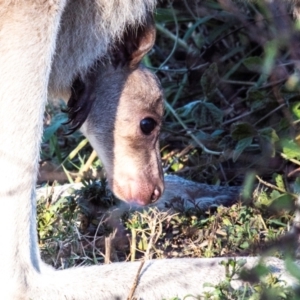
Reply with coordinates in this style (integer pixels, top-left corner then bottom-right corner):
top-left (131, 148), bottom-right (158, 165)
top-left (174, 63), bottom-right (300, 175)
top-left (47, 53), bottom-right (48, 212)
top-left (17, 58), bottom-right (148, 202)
top-left (64, 15), bottom-right (164, 205)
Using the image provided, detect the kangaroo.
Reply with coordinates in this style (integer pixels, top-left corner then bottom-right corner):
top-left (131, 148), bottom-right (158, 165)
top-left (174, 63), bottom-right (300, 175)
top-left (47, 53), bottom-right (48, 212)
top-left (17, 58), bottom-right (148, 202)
top-left (0, 1), bottom-right (296, 299)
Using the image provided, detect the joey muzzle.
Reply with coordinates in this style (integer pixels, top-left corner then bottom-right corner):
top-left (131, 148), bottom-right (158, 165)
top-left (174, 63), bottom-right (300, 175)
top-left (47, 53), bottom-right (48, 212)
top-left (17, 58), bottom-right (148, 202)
top-left (110, 175), bottom-right (164, 206)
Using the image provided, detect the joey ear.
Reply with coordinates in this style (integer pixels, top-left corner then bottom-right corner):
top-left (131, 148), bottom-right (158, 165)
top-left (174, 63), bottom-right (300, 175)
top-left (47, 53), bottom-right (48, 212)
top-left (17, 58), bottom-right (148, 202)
top-left (63, 66), bottom-right (98, 135)
top-left (111, 14), bottom-right (156, 69)
top-left (128, 14), bottom-right (156, 68)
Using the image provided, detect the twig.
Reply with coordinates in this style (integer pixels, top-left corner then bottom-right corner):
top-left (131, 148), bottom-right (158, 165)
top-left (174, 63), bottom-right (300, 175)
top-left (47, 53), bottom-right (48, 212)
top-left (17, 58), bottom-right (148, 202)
top-left (104, 232), bottom-right (115, 264)
top-left (287, 166), bottom-right (300, 177)
top-left (130, 228), bottom-right (137, 262)
top-left (127, 260), bottom-right (145, 300)
top-left (165, 100), bottom-right (223, 156)
top-left (155, 23), bottom-right (188, 50)
top-left (255, 175), bottom-right (286, 193)
top-left (259, 214), bottom-right (268, 231)
top-left (281, 153), bottom-right (300, 167)
top-left (155, 7), bottom-right (181, 73)
top-left (254, 103), bottom-right (285, 126)
top-left (256, 175), bottom-right (297, 198)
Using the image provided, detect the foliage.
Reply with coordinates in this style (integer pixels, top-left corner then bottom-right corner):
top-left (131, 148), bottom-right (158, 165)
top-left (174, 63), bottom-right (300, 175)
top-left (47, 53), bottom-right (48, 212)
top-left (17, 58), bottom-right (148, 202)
top-left (202, 258), bottom-right (295, 300)
top-left (37, 180), bottom-right (297, 298)
top-left (152, 0), bottom-right (300, 187)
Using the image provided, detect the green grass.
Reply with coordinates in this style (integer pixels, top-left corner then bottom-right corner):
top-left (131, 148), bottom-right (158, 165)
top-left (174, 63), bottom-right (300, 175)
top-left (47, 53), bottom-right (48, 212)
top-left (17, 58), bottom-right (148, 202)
top-left (37, 180), bottom-right (298, 299)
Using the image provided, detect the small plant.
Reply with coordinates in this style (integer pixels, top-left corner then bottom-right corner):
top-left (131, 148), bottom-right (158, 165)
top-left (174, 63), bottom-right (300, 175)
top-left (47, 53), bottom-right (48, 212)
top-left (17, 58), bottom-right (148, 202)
top-left (202, 258), bottom-right (295, 300)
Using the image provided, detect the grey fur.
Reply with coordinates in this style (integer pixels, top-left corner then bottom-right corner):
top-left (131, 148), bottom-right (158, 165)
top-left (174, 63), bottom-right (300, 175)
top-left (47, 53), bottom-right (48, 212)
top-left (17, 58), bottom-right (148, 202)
top-left (48, 0), bottom-right (156, 98)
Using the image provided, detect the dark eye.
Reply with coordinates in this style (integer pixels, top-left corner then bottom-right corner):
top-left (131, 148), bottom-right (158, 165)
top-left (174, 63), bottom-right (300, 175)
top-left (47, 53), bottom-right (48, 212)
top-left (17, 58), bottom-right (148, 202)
top-left (140, 117), bottom-right (157, 135)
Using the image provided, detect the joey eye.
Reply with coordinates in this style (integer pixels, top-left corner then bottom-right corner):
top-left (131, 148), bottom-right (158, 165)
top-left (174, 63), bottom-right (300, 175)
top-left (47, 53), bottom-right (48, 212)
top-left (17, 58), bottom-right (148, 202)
top-left (140, 117), bottom-right (157, 135)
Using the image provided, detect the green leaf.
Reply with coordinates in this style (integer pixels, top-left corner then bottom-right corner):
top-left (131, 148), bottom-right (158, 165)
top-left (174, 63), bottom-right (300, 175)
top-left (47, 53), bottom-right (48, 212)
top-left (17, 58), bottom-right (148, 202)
top-left (252, 263), bottom-right (269, 277)
top-left (154, 8), bottom-right (191, 23)
top-left (270, 190), bottom-right (281, 200)
top-left (282, 139), bottom-right (300, 160)
top-left (242, 171), bottom-right (256, 200)
top-left (243, 56), bottom-right (263, 73)
top-left (257, 127), bottom-right (279, 157)
top-left (201, 63), bottom-right (219, 100)
top-left (176, 100), bottom-right (201, 119)
top-left (293, 177), bottom-right (300, 194)
top-left (263, 40), bottom-right (278, 76)
top-left (240, 241), bottom-right (249, 249)
top-left (231, 122), bottom-right (257, 140)
top-left (268, 219), bottom-right (288, 227)
top-left (285, 74), bottom-right (300, 91)
top-left (223, 218), bottom-right (232, 226)
top-left (192, 102), bottom-right (223, 127)
top-left (246, 89), bottom-right (270, 110)
top-left (291, 101), bottom-right (300, 119)
top-left (232, 137), bottom-right (253, 162)
top-left (256, 190), bottom-right (273, 207)
top-left (170, 160), bottom-right (184, 172)
top-left (176, 101), bottom-right (223, 127)
top-left (285, 256), bottom-right (300, 281)
top-left (211, 129), bottom-right (224, 137)
top-left (258, 127), bottom-right (279, 144)
top-left (273, 173), bottom-right (285, 191)
top-left (193, 130), bottom-right (213, 142)
top-left (236, 258), bottom-right (247, 268)
top-left (43, 113), bottom-right (68, 143)
top-left (270, 193), bottom-right (294, 210)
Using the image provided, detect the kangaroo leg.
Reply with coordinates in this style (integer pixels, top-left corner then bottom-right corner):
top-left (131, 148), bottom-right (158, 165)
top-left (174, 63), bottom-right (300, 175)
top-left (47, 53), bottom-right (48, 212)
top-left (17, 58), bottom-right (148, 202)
top-left (0, 2), bottom-right (67, 298)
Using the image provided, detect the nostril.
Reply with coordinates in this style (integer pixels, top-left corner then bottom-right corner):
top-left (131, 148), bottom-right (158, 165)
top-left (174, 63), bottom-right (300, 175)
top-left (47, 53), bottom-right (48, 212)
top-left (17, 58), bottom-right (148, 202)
top-left (150, 187), bottom-right (161, 203)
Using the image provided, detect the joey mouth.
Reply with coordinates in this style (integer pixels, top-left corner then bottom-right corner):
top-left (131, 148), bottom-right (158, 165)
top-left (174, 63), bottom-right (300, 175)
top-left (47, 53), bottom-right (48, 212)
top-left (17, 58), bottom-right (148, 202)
top-left (109, 174), bottom-right (164, 206)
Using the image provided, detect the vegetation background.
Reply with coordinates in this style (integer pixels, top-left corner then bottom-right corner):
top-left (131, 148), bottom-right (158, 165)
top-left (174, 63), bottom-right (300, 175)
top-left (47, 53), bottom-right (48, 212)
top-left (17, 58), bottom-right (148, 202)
top-left (38, 1), bottom-right (300, 299)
